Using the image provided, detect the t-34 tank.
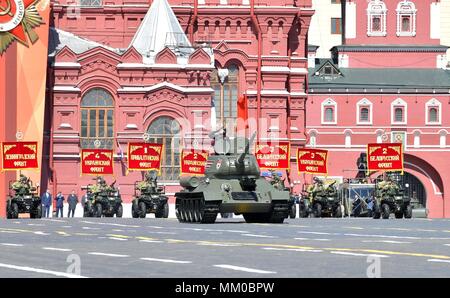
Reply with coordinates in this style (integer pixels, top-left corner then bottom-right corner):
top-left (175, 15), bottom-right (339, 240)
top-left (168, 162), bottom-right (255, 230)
top-left (175, 129), bottom-right (290, 224)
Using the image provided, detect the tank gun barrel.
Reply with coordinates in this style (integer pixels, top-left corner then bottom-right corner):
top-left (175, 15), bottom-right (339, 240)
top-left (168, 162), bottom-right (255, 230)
top-left (237, 132), bottom-right (257, 164)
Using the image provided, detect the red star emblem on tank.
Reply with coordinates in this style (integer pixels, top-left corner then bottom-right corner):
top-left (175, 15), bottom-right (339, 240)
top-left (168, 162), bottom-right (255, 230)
top-left (0, 0), bottom-right (44, 54)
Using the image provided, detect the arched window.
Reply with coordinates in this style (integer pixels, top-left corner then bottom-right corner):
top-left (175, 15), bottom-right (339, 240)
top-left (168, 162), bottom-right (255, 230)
top-left (80, 88), bottom-right (114, 149)
top-left (426, 99), bottom-right (441, 125)
top-left (396, 1), bottom-right (417, 36)
top-left (360, 108), bottom-right (369, 122)
top-left (367, 0), bottom-right (387, 36)
top-left (394, 108), bottom-right (404, 122)
top-left (391, 98), bottom-right (407, 125)
top-left (325, 108), bottom-right (334, 122)
top-left (321, 98), bottom-right (337, 124)
top-left (211, 64), bottom-right (239, 133)
top-left (147, 116), bottom-right (181, 181)
top-left (429, 108), bottom-right (438, 123)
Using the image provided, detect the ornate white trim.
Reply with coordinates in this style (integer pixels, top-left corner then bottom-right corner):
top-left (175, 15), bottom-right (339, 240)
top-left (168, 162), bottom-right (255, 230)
top-left (321, 98), bottom-right (337, 125)
top-left (356, 98), bottom-right (373, 125)
top-left (391, 98), bottom-right (408, 125)
top-left (367, 0), bottom-right (387, 37)
top-left (396, 1), bottom-right (417, 37)
top-left (425, 98), bottom-right (442, 125)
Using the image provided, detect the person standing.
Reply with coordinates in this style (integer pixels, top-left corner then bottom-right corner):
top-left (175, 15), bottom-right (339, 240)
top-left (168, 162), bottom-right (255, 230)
top-left (41, 190), bottom-right (52, 218)
top-left (55, 191), bottom-right (64, 218)
top-left (67, 190), bottom-right (78, 218)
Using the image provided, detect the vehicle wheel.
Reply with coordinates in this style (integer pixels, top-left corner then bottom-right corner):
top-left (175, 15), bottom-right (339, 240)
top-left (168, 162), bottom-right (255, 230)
top-left (372, 203), bottom-right (381, 219)
top-left (132, 202), bottom-right (139, 218)
top-left (10, 203), bottom-right (19, 219)
top-left (298, 205), bottom-right (309, 218)
top-left (404, 205), bottom-right (413, 219)
top-left (395, 212), bottom-right (403, 219)
top-left (116, 204), bottom-right (123, 218)
top-left (95, 203), bottom-right (102, 218)
top-left (139, 202), bottom-right (146, 219)
top-left (381, 203), bottom-right (390, 219)
top-left (289, 204), bottom-right (297, 219)
top-left (334, 205), bottom-right (342, 218)
top-left (312, 203), bottom-right (322, 218)
top-left (163, 202), bottom-right (169, 218)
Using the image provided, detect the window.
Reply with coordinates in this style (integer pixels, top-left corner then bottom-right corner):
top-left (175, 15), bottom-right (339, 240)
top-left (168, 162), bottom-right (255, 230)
top-left (426, 98), bottom-right (442, 125)
top-left (331, 18), bottom-right (342, 34)
top-left (211, 64), bottom-right (239, 134)
top-left (396, 1), bottom-right (417, 36)
top-left (391, 98), bottom-right (407, 125)
top-left (80, 0), bottom-right (102, 6)
top-left (147, 117), bottom-right (181, 181)
top-left (321, 98), bottom-right (337, 125)
top-left (394, 108), bottom-right (404, 122)
top-left (314, 61), bottom-right (342, 80)
top-left (80, 88), bottom-right (114, 149)
top-left (325, 108), bottom-right (334, 122)
top-left (367, 0), bottom-right (387, 36)
top-left (356, 98), bottom-right (373, 125)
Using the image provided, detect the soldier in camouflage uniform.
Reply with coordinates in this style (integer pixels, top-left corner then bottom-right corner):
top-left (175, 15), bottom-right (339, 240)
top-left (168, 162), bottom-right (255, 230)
top-left (11, 174), bottom-right (31, 195)
top-left (268, 170), bottom-right (285, 191)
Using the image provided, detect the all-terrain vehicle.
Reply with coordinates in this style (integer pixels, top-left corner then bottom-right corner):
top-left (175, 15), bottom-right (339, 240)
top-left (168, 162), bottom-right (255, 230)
top-left (82, 177), bottom-right (123, 218)
top-left (132, 171), bottom-right (169, 218)
top-left (175, 129), bottom-right (291, 224)
top-left (265, 170), bottom-right (296, 219)
top-left (6, 175), bottom-right (41, 219)
top-left (372, 176), bottom-right (412, 219)
top-left (339, 178), bottom-right (376, 217)
top-left (301, 177), bottom-right (342, 218)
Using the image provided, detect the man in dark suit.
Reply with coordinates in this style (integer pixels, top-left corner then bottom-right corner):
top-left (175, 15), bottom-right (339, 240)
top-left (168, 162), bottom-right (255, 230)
top-left (41, 190), bottom-right (52, 218)
top-left (55, 192), bottom-right (64, 218)
top-left (67, 190), bottom-right (78, 218)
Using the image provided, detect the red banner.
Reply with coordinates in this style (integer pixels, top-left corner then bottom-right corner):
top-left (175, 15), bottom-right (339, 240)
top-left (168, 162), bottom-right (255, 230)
top-left (81, 149), bottom-right (114, 175)
top-left (255, 141), bottom-right (290, 170)
top-left (297, 148), bottom-right (328, 175)
top-left (180, 149), bottom-right (209, 176)
top-left (1, 142), bottom-right (39, 170)
top-left (127, 143), bottom-right (163, 171)
top-left (367, 143), bottom-right (403, 173)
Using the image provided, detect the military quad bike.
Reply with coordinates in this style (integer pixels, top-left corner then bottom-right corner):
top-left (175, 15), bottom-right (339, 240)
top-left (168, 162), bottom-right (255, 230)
top-left (132, 171), bottom-right (169, 218)
top-left (265, 170), bottom-right (297, 219)
top-left (372, 178), bottom-right (412, 219)
top-left (339, 179), bottom-right (376, 217)
top-left (301, 179), bottom-right (342, 218)
top-left (175, 130), bottom-right (291, 224)
top-left (6, 177), bottom-right (41, 219)
top-left (82, 179), bottom-right (123, 218)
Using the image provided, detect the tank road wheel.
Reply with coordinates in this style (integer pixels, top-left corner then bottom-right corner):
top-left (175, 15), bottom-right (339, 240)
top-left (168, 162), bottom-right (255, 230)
top-left (187, 200), bottom-right (195, 223)
top-left (180, 200), bottom-right (187, 222)
top-left (404, 205), bottom-right (413, 219)
top-left (139, 202), bottom-right (146, 219)
top-left (196, 199), bottom-right (204, 222)
top-left (10, 203), bottom-right (19, 219)
top-left (175, 199), bottom-right (182, 221)
top-left (190, 200), bottom-right (199, 223)
top-left (381, 203), bottom-right (390, 219)
top-left (312, 203), bottom-right (322, 218)
top-left (116, 204), bottom-right (123, 218)
top-left (95, 203), bottom-right (102, 218)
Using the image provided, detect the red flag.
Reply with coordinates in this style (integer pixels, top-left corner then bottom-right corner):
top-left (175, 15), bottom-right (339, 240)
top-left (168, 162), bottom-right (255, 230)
top-left (237, 94), bottom-right (249, 134)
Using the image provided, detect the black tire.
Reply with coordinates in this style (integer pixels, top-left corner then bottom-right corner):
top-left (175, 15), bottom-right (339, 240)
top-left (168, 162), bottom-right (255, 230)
top-left (116, 204), bottom-right (123, 218)
top-left (395, 212), bottom-right (403, 219)
top-left (243, 213), bottom-right (266, 223)
top-left (298, 205), bottom-right (309, 218)
top-left (404, 205), bottom-right (413, 219)
top-left (10, 203), bottom-right (19, 219)
top-left (163, 202), bottom-right (169, 218)
top-left (139, 202), bottom-right (146, 219)
top-left (372, 203), bottom-right (381, 219)
top-left (95, 203), bottom-right (102, 218)
top-left (312, 203), bottom-right (322, 218)
top-left (132, 202), bottom-right (139, 218)
top-left (334, 205), bottom-right (342, 218)
top-left (381, 203), bottom-right (390, 219)
top-left (31, 204), bottom-right (42, 219)
top-left (289, 204), bottom-right (297, 219)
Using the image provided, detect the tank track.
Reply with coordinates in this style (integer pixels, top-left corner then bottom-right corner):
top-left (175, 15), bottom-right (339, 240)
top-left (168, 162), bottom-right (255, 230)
top-left (243, 201), bottom-right (289, 224)
top-left (175, 194), bottom-right (220, 224)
